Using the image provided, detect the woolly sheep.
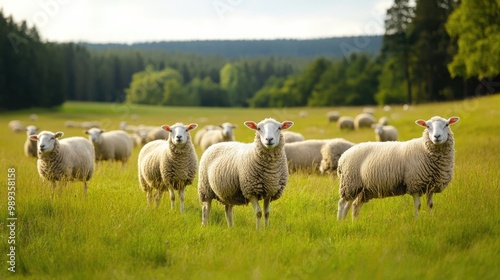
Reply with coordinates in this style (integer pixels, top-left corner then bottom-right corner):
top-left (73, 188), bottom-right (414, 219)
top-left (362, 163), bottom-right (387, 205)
top-left (146, 127), bottom-right (170, 142)
top-left (354, 113), bottom-right (376, 129)
top-left (362, 107), bottom-right (375, 115)
top-left (373, 124), bottom-right (398, 142)
top-left (284, 139), bottom-right (330, 172)
top-left (64, 120), bottom-right (79, 128)
top-left (337, 116), bottom-right (460, 220)
top-left (337, 116), bottom-right (355, 130)
top-left (199, 122), bottom-right (237, 152)
top-left (378, 116), bottom-right (389, 126)
top-left (282, 131), bottom-right (305, 143)
top-left (9, 120), bottom-right (24, 133)
top-left (327, 111), bottom-right (340, 123)
top-left (29, 114), bottom-right (39, 121)
top-left (319, 138), bottom-right (356, 174)
top-left (80, 121), bottom-right (100, 129)
top-left (198, 118), bottom-right (293, 228)
top-left (194, 125), bottom-right (219, 146)
top-left (30, 131), bottom-right (94, 193)
top-left (138, 123), bottom-right (198, 213)
top-left (24, 125), bottom-right (39, 158)
top-left (85, 128), bottom-right (133, 166)
top-left (383, 105), bottom-right (392, 112)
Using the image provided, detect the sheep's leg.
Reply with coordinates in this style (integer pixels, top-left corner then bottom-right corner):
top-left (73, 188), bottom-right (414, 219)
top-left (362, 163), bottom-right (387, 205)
top-left (201, 200), bottom-right (212, 226)
top-left (168, 188), bottom-right (175, 210)
top-left (155, 189), bottom-right (164, 207)
top-left (352, 193), bottom-right (363, 220)
top-left (146, 191), bottom-right (153, 205)
top-left (249, 196), bottom-right (262, 229)
top-left (225, 204), bottom-right (234, 227)
top-left (412, 193), bottom-right (421, 219)
top-left (426, 192), bottom-right (434, 216)
top-left (263, 197), bottom-right (271, 227)
top-left (178, 187), bottom-right (185, 214)
top-left (337, 198), bottom-right (349, 220)
top-left (83, 181), bottom-right (88, 195)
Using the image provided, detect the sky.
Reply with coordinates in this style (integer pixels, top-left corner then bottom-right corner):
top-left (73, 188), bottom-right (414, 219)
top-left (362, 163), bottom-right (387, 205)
top-left (0, 0), bottom-right (392, 44)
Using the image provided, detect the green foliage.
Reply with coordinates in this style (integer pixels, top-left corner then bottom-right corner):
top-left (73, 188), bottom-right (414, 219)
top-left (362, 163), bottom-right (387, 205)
top-left (446, 0), bottom-right (500, 79)
top-left (1, 95), bottom-right (500, 278)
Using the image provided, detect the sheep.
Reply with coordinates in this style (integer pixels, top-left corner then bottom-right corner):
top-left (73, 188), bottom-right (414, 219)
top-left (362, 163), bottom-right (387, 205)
top-left (85, 128), bottom-right (133, 166)
top-left (373, 124), bottom-right (398, 142)
top-left (64, 120), bottom-right (79, 128)
top-left (30, 131), bottom-right (94, 194)
top-left (354, 113), bottom-right (376, 129)
top-left (284, 139), bottom-right (330, 172)
top-left (24, 125), bottom-right (39, 158)
top-left (337, 116), bottom-right (460, 220)
top-left (8, 120), bottom-right (24, 133)
top-left (80, 121), bottom-right (100, 129)
top-left (337, 116), bottom-right (355, 130)
top-left (362, 107), bottom-right (375, 115)
top-left (199, 122), bottom-right (237, 152)
top-left (282, 131), bottom-right (305, 143)
top-left (383, 105), bottom-right (392, 112)
top-left (299, 111), bottom-right (308, 118)
top-left (378, 116), bottom-right (389, 126)
top-left (327, 111), bottom-right (340, 123)
top-left (194, 125), bottom-right (219, 146)
top-left (319, 139), bottom-right (356, 174)
top-left (146, 127), bottom-right (170, 142)
top-left (29, 114), bottom-right (39, 121)
top-left (198, 118), bottom-right (293, 228)
top-left (138, 123), bottom-right (198, 213)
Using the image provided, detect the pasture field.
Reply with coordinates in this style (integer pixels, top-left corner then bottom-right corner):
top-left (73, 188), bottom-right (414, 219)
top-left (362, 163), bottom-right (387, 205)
top-left (1, 95), bottom-right (500, 279)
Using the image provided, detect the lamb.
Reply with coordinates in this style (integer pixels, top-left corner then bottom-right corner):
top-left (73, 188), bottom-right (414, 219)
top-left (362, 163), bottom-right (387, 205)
top-left (282, 131), bottom-right (305, 143)
top-left (198, 118), bottom-right (293, 228)
top-left (199, 122), bottom-right (237, 152)
top-left (373, 124), bottom-right (398, 142)
top-left (24, 125), bottom-right (39, 158)
top-left (138, 123), bottom-right (198, 213)
top-left (30, 131), bottom-right (94, 193)
top-left (284, 139), bottom-right (330, 172)
top-left (337, 116), bottom-right (460, 220)
top-left (85, 128), bottom-right (133, 166)
top-left (327, 111), bottom-right (340, 123)
top-left (337, 116), bottom-right (355, 130)
top-left (319, 138), bottom-right (356, 174)
top-left (354, 113), bottom-right (376, 129)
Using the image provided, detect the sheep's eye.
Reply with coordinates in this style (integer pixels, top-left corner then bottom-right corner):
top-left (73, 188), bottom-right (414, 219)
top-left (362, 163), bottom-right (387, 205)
top-left (445, 124), bottom-right (449, 127)
top-left (257, 127), bottom-right (261, 131)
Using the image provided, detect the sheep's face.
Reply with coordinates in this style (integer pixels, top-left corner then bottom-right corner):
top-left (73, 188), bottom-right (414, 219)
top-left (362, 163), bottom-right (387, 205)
top-left (372, 124), bottom-right (383, 135)
top-left (86, 128), bottom-right (104, 143)
top-left (220, 122), bottom-right (236, 138)
top-left (162, 123), bottom-right (198, 145)
top-left (26, 125), bottom-right (38, 136)
top-left (30, 131), bottom-right (64, 154)
top-left (319, 158), bottom-right (331, 174)
top-left (245, 118), bottom-right (294, 149)
top-left (416, 116), bottom-right (460, 145)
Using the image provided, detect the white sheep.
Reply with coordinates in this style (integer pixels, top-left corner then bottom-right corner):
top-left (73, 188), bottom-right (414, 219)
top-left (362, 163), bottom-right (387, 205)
top-left (354, 113), bottom-right (376, 129)
top-left (373, 124), bottom-right (398, 142)
top-left (64, 120), bottom-right (79, 128)
top-left (282, 131), bottom-right (305, 143)
top-left (327, 111), bottom-right (340, 123)
top-left (337, 116), bottom-right (355, 130)
top-left (378, 116), bottom-right (389, 126)
top-left (29, 114), bottom-right (39, 121)
top-left (319, 138), bottom-right (356, 174)
top-left (194, 125), bottom-right (219, 146)
top-left (199, 122), bottom-right (237, 152)
top-left (30, 131), bottom-right (94, 193)
top-left (362, 107), bottom-right (375, 115)
top-left (24, 125), bottom-right (39, 158)
top-left (138, 123), bottom-right (198, 213)
top-left (146, 127), bottom-right (170, 143)
top-left (337, 116), bottom-right (460, 220)
top-left (8, 120), bottom-right (24, 133)
top-left (284, 139), bottom-right (330, 172)
top-left (85, 128), bottom-right (133, 166)
top-left (198, 118), bottom-right (293, 228)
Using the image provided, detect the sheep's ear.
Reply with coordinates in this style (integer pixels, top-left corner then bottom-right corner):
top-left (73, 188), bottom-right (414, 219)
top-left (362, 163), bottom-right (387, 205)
top-left (29, 135), bottom-right (39, 141)
top-left (55, 132), bottom-right (64, 139)
top-left (281, 121), bottom-right (294, 130)
top-left (244, 121), bottom-right (258, 130)
top-left (187, 123), bottom-right (198, 131)
top-left (415, 119), bottom-right (427, 128)
top-left (161, 125), bottom-right (171, 132)
top-left (448, 117), bottom-right (460, 125)
top-left (232, 124), bottom-right (237, 128)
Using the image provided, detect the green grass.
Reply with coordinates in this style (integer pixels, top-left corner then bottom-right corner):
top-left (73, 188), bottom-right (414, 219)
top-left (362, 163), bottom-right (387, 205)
top-left (1, 96), bottom-right (500, 279)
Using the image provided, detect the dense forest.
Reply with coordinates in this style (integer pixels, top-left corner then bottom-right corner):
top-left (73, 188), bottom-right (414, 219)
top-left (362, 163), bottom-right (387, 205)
top-left (1, 0), bottom-right (499, 111)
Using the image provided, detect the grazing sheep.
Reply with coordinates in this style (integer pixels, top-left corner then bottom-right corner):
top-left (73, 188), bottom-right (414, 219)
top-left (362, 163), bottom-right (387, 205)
top-left (24, 125), bottom-right (39, 158)
top-left (337, 116), bottom-right (355, 130)
top-left (362, 107), bottom-right (375, 115)
top-left (354, 113), bottom-right (376, 129)
top-left (85, 128), bottom-right (133, 166)
top-left (198, 118), bottom-right (293, 228)
top-left (80, 121), bottom-right (100, 129)
top-left (319, 139), bottom-right (356, 174)
top-left (30, 131), bottom-right (94, 193)
top-left (327, 111), bottom-right (340, 123)
top-left (138, 123), bottom-right (198, 213)
top-left (146, 127), bottom-right (170, 142)
top-left (282, 131), bottom-right (305, 143)
top-left (199, 122), bottom-right (237, 152)
top-left (378, 116), bottom-right (389, 126)
top-left (64, 120), bottom-right (79, 128)
top-left (194, 125), bottom-right (219, 146)
top-left (284, 139), bottom-right (330, 172)
top-left (383, 105), bottom-right (392, 112)
top-left (337, 116), bottom-right (460, 220)
top-left (8, 120), bottom-right (24, 133)
top-left (373, 124), bottom-right (398, 142)
top-left (29, 114), bottom-right (39, 121)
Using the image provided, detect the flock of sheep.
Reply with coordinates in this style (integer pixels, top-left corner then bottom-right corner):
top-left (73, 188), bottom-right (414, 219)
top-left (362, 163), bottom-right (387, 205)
top-left (10, 108), bottom-right (460, 228)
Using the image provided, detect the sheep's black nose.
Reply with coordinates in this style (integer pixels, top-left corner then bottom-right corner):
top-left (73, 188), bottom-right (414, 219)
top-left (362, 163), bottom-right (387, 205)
top-left (40, 144), bottom-right (45, 149)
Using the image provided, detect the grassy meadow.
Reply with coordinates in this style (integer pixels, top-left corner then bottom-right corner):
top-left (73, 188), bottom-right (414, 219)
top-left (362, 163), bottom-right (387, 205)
top-left (1, 95), bottom-right (500, 279)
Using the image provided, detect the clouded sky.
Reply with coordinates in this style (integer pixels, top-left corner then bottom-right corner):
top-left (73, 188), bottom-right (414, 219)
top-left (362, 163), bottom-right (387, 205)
top-left (1, 0), bottom-right (392, 43)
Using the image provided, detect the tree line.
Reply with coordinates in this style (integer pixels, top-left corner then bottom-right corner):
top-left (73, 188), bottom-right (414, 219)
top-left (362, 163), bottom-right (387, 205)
top-left (1, 0), bottom-right (499, 111)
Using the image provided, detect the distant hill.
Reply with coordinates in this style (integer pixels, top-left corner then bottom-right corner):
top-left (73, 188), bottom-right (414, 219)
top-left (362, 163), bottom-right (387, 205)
top-left (82, 36), bottom-right (382, 58)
